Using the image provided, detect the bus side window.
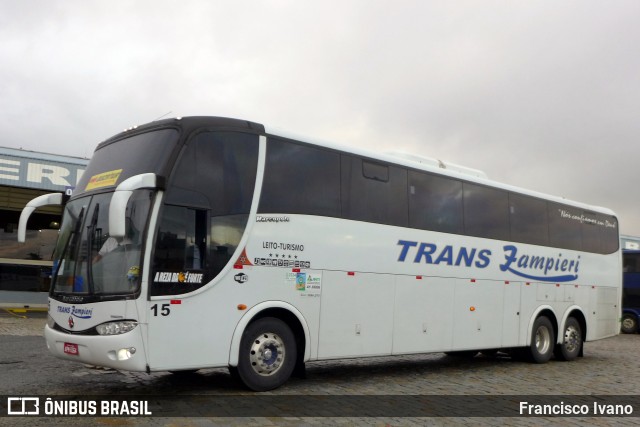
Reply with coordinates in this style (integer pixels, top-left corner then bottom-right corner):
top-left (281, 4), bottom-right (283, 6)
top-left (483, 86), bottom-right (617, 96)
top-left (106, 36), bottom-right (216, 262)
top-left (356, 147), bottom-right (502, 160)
top-left (163, 131), bottom-right (259, 287)
top-left (208, 214), bottom-right (248, 279)
top-left (341, 155), bottom-right (408, 227)
top-left (624, 254), bottom-right (639, 273)
top-left (152, 205), bottom-right (208, 296)
top-left (623, 259), bottom-right (632, 272)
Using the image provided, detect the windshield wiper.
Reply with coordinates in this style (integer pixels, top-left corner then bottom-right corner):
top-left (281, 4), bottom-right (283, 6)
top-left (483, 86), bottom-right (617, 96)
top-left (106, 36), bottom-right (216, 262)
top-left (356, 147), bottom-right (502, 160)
top-left (52, 206), bottom-right (85, 282)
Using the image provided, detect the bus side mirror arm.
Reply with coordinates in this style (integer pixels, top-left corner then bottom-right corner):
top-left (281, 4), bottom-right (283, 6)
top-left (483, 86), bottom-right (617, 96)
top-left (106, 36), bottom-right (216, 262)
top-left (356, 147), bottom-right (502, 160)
top-left (109, 173), bottom-right (162, 238)
top-left (18, 193), bottom-right (63, 243)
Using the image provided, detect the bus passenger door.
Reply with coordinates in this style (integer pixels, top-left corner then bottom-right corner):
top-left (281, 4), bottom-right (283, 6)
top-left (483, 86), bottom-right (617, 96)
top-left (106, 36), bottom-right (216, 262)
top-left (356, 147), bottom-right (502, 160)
top-left (147, 205), bottom-right (210, 369)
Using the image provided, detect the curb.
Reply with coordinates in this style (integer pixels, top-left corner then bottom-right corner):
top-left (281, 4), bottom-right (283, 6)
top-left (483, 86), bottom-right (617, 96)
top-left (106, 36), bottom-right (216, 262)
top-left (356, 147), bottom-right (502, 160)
top-left (5, 307), bottom-right (47, 313)
top-left (0, 303), bottom-right (47, 310)
top-left (1, 307), bottom-right (47, 318)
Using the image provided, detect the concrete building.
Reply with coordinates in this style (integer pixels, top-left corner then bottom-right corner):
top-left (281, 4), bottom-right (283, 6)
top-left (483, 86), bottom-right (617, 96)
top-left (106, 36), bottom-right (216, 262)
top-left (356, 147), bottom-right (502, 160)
top-left (622, 235), bottom-right (640, 250)
top-left (0, 146), bottom-right (88, 307)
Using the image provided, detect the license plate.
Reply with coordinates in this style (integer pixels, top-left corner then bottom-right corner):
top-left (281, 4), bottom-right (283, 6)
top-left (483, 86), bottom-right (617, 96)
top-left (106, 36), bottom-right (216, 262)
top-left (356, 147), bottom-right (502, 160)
top-left (63, 342), bottom-right (79, 355)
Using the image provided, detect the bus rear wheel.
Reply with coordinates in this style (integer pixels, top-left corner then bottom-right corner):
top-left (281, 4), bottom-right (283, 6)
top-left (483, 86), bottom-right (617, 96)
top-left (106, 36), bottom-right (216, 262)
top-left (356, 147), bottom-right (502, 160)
top-left (621, 313), bottom-right (638, 334)
top-left (554, 317), bottom-right (582, 361)
top-left (236, 317), bottom-right (297, 391)
top-left (528, 316), bottom-right (555, 363)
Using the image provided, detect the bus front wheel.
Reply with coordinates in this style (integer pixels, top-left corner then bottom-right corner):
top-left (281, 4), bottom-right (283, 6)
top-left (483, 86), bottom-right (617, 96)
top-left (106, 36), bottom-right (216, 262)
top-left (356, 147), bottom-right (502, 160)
top-left (621, 313), bottom-right (638, 334)
top-left (236, 317), bottom-right (297, 391)
top-left (528, 316), bottom-right (555, 363)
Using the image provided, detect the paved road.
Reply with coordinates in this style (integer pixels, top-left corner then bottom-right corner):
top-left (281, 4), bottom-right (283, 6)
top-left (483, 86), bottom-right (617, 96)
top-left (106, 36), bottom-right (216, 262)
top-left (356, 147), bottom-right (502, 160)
top-left (1, 311), bottom-right (639, 426)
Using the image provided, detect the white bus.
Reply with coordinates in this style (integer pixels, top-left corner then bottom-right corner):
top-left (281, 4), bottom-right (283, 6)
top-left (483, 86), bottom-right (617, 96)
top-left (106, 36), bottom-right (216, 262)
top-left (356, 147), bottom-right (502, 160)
top-left (18, 116), bottom-right (621, 391)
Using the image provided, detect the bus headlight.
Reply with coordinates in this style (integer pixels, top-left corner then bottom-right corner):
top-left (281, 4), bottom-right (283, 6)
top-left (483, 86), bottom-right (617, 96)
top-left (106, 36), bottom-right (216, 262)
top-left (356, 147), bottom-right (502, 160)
top-left (96, 321), bottom-right (138, 336)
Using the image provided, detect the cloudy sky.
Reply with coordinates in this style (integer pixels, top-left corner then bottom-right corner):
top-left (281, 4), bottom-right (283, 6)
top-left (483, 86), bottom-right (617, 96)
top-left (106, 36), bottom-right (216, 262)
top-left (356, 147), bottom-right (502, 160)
top-left (1, 1), bottom-right (639, 236)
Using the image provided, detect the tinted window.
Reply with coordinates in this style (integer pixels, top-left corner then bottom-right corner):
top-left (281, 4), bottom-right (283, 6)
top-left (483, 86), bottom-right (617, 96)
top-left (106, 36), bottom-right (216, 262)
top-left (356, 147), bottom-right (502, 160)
top-left (363, 161), bottom-right (389, 181)
top-left (342, 156), bottom-right (408, 227)
top-left (76, 129), bottom-right (179, 195)
top-left (623, 252), bottom-right (640, 308)
top-left (156, 131), bottom-right (259, 294)
top-left (624, 253), bottom-right (640, 273)
top-left (600, 215), bottom-right (619, 254)
top-left (259, 138), bottom-right (341, 217)
top-left (509, 193), bottom-right (549, 246)
top-left (409, 171), bottom-right (463, 233)
top-left (581, 211), bottom-right (603, 253)
top-left (167, 131), bottom-right (259, 214)
top-left (548, 204), bottom-right (582, 251)
top-left (152, 205), bottom-right (208, 296)
top-left (463, 183), bottom-right (509, 240)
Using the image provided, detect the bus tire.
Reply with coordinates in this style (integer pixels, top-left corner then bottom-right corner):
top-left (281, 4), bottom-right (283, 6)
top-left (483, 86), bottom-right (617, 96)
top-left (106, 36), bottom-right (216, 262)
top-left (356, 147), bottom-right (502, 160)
top-left (621, 313), bottom-right (638, 334)
top-left (554, 317), bottom-right (582, 361)
top-left (236, 317), bottom-right (297, 391)
top-left (528, 316), bottom-right (555, 363)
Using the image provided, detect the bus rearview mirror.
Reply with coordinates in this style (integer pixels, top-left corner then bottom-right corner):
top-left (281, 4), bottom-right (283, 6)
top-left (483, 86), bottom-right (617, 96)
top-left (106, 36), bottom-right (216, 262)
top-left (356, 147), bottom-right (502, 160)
top-left (17, 193), bottom-right (63, 243)
top-left (108, 173), bottom-right (160, 239)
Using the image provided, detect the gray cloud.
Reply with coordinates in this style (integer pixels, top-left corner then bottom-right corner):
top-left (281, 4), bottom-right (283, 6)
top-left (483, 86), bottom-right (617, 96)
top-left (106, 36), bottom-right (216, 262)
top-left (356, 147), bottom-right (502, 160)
top-left (1, 0), bottom-right (638, 235)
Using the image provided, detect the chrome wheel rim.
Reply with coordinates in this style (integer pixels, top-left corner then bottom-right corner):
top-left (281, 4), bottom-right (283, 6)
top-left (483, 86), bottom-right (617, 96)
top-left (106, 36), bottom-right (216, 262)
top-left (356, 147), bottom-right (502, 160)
top-left (563, 325), bottom-right (580, 353)
top-left (249, 332), bottom-right (285, 376)
top-left (535, 326), bottom-right (551, 354)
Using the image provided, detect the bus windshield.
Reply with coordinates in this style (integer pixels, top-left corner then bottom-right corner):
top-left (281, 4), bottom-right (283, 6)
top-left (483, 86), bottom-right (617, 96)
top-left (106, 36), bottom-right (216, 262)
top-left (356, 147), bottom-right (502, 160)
top-left (52, 189), bottom-right (153, 298)
top-left (50, 127), bottom-right (181, 299)
top-left (74, 129), bottom-right (179, 197)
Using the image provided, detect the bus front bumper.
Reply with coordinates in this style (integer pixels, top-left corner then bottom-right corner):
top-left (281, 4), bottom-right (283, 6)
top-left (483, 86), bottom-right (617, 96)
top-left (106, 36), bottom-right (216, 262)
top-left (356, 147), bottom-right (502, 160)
top-left (44, 324), bottom-right (147, 372)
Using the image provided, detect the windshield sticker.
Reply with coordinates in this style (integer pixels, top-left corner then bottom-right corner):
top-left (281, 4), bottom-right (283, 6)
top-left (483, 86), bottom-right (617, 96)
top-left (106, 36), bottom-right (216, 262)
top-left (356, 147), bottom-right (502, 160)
top-left (85, 169), bottom-right (123, 191)
top-left (154, 271), bottom-right (203, 284)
